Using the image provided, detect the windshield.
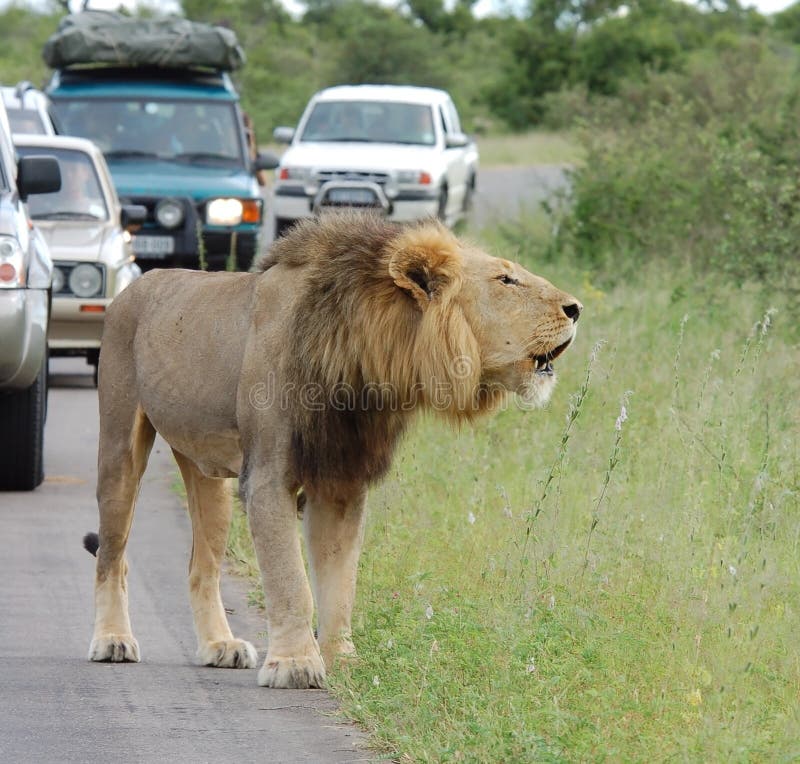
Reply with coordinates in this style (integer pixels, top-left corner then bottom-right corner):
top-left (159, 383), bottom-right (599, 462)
top-left (300, 101), bottom-right (436, 146)
top-left (17, 146), bottom-right (108, 221)
top-left (8, 109), bottom-right (47, 135)
top-left (52, 98), bottom-right (245, 166)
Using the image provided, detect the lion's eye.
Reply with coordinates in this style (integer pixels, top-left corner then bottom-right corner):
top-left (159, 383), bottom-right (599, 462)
top-left (498, 274), bottom-right (520, 286)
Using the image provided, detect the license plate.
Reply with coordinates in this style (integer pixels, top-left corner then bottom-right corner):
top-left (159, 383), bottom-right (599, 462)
top-left (323, 188), bottom-right (379, 205)
top-left (132, 235), bottom-right (175, 257)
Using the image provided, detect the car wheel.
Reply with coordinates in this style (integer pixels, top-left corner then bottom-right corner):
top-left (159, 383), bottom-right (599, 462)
top-left (437, 187), bottom-right (449, 223)
top-left (462, 175), bottom-right (475, 212)
top-left (0, 355), bottom-right (47, 491)
top-left (274, 217), bottom-right (296, 239)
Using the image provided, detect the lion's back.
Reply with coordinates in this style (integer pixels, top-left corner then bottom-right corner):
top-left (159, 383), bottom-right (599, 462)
top-left (102, 269), bottom-right (260, 409)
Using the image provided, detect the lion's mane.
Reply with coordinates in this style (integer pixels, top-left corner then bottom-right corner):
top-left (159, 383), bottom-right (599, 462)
top-left (253, 212), bottom-right (500, 487)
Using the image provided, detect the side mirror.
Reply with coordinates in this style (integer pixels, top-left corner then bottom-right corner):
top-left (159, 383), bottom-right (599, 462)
top-left (17, 155), bottom-right (61, 201)
top-left (121, 204), bottom-right (147, 231)
top-left (445, 132), bottom-right (470, 149)
top-left (254, 151), bottom-right (280, 172)
top-left (272, 126), bottom-right (295, 144)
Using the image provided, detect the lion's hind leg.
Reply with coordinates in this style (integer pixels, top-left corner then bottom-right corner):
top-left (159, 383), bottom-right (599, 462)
top-left (90, 404), bottom-right (155, 663)
top-left (173, 451), bottom-right (257, 669)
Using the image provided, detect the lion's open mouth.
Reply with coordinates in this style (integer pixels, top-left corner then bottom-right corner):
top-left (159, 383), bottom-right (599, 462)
top-left (531, 338), bottom-right (573, 376)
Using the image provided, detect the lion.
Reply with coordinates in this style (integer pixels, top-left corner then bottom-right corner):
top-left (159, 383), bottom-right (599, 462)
top-left (86, 210), bottom-right (581, 689)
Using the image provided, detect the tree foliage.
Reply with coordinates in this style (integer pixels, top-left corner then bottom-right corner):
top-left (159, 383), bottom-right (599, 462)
top-left (0, 0), bottom-right (795, 134)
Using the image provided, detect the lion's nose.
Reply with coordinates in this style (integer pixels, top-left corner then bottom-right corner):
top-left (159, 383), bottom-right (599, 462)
top-left (562, 301), bottom-right (582, 323)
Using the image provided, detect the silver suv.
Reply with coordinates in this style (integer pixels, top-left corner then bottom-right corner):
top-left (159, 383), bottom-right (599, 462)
top-left (0, 82), bottom-right (58, 136)
top-left (0, 99), bottom-right (60, 490)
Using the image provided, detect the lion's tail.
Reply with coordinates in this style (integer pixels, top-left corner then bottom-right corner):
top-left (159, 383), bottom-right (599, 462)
top-left (83, 532), bottom-right (99, 557)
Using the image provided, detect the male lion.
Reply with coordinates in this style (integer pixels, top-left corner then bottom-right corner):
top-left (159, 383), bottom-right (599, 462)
top-left (86, 210), bottom-right (581, 689)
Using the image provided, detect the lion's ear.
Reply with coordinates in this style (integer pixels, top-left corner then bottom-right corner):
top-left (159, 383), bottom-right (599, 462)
top-left (387, 225), bottom-right (461, 311)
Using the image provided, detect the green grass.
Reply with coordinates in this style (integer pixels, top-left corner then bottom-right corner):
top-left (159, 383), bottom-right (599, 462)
top-left (225, 246), bottom-right (799, 760)
top-left (475, 131), bottom-right (584, 168)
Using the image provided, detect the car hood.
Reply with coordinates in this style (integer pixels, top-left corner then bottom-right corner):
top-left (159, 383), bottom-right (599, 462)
top-left (281, 142), bottom-right (440, 172)
top-left (34, 221), bottom-right (110, 263)
top-left (107, 160), bottom-right (257, 200)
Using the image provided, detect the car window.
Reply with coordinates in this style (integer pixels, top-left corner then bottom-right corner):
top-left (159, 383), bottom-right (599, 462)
top-left (439, 107), bottom-right (450, 136)
top-left (8, 109), bottom-right (47, 135)
top-left (444, 100), bottom-right (461, 134)
top-left (300, 101), bottom-right (436, 146)
top-left (17, 147), bottom-right (108, 221)
top-left (52, 98), bottom-right (244, 165)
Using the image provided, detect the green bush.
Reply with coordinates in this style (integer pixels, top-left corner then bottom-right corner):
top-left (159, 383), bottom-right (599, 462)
top-left (545, 38), bottom-right (800, 296)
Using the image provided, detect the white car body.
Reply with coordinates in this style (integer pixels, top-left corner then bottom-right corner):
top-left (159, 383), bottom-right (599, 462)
top-left (13, 134), bottom-right (142, 375)
top-left (1, 83), bottom-right (57, 135)
top-left (272, 85), bottom-right (478, 235)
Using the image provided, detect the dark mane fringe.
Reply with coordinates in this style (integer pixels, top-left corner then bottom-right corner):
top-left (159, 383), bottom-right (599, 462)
top-left (251, 211), bottom-right (404, 274)
top-left (258, 212), bottom-right (460, 488)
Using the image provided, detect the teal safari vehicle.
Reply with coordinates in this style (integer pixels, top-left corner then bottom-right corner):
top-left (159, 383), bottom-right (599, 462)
top-left (43, 14), bottom-right (278, 271)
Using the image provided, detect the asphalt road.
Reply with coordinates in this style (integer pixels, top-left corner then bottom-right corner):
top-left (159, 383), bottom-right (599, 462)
top-left (467, 164), bottom-right (569, 230)
top-left (0, 358), bottom-right (371, 764)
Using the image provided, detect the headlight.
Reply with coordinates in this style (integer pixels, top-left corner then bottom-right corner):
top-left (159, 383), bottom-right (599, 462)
top-left (155, 198), bottom-right (184, 229)
top-left (68, 264), bottom-right (103, 298)
top-left (278, 166), bottom-right (311, 182)
top-left (396, 170), bottom-right (432, 185)
top-left (0, 235), bottom-right (24, 288)
top-left (206, 198), bottom-right (243, 225)
top-left (206, 197), bottom-right (260, 227)
top-left (51, 265), bottom-right (65, 293)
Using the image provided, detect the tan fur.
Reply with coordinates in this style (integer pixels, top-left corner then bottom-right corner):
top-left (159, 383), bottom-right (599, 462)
top-left (89, 211), bottom-right (581, 688)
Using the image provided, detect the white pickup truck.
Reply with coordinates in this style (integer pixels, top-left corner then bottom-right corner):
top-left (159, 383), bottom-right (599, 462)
top-left (271, 84), bottom-right (478, 237)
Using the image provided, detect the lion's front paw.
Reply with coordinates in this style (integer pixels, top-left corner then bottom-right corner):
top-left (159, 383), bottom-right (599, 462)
top-left (257, 653), bottom-right (326, 689)
top-left (198, 639), bottom-right (258, 669)
top-left (88, 634), bottom-right (140, 663)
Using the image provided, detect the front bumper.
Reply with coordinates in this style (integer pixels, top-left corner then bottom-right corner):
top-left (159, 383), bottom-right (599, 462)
top-left (274, 183), bottom-right (439, 223)
top-left (0, 288), bottom-right (48, 390)
top-left (48, 296), bottom-right (111, 352)
top-left (125, 195), bottom-right (263, 271)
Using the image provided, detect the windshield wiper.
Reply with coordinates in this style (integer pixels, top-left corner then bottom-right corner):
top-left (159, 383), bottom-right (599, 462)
top-left (32, 211), bottom-right (104, 221)
top-left (105, 150), bottom-right (160, 160)
top-left (173, 152), bottom-right (239, 165)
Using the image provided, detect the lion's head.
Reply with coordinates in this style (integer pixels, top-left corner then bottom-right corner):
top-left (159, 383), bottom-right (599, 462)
top-left (256, 211), bottom-right (581, 485)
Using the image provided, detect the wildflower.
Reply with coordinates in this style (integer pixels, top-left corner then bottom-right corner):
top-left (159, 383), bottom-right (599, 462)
top-left (615, 404), bottom-right (628, 431)
top-left (425, 604), bottom-right (434, 620)
top-left (686, 688), bottom-right (702, 706)
top-left (526, 657), bottom-right (536, 674)
top-left (728, 565), bottom-right (737, 577)
top-left (372, 675), bottom-right (380, 687)
top-left (467, 511), bottom-right (476, 525)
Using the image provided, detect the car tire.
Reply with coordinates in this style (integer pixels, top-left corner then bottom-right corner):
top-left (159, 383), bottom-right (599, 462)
top-left (462, 174), bottom-right (475, 212)
top-left (274, 217), bottom-right (296, 239)
top-left (0, 355), bottom-right (47, 491)
top-left (437, 187), bottom-right (449, 223)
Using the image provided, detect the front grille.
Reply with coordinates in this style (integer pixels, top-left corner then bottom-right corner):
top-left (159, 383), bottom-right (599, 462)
top-left (315, 170), bottom-right (389, 186)
top-left (202, 231), bottom-right (258, 259)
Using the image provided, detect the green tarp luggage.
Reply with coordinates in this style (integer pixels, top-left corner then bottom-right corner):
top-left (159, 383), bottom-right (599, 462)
top-left (42, 11), bottom-right (245, 71)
